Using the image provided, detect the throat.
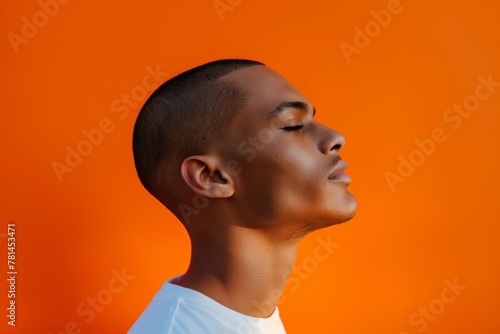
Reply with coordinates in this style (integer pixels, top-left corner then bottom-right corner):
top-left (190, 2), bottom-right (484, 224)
top-left (177, 226), bottom-right (300, 317)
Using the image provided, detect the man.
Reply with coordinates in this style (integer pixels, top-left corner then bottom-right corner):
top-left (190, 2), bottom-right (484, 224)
top-left (128, 59), bottom-right (358, 333)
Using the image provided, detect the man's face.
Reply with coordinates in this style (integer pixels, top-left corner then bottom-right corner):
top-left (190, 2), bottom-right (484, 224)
top-left (218, 65), bottom-right (358, 234)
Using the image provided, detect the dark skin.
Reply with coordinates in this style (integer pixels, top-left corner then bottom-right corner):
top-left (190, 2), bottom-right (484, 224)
top-left (175, 65), bottom-right (358, 318)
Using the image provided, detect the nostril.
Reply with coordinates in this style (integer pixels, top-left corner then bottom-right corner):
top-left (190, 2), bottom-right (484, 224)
top-left (331, 143), bottom-right (342, 151)
top-left (319, 126), bottom-right (345, 154)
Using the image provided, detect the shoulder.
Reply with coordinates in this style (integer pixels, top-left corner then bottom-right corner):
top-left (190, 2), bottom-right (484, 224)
top-left (128, 277), bottom-right (287, 334)
top-left (127, 278), bottom-right (227, 334)
top-left (127, 288), bottom-right (181, 334)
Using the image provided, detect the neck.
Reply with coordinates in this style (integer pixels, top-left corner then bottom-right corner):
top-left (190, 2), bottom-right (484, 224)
top-left (176, 224), bottom-right (301, 317)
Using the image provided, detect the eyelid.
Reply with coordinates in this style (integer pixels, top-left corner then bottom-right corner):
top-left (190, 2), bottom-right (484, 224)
top-left (279, 108), bottom-right (313, 131)
top-left (282, 124), bottom-right (304, 131)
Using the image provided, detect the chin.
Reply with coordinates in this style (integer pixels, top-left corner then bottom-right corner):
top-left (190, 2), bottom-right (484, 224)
top-left (341, 197), bottom-right (359, 223)
top-left (341, 196), bottom-right (359, 220)
top-left (318, 196), bottom-right (359, 228)
top-left (279, 194), bottom-right (358, 237)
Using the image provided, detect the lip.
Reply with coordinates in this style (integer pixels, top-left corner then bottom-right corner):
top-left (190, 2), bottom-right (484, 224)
top-left (328, 161), bottom-right (352, 183)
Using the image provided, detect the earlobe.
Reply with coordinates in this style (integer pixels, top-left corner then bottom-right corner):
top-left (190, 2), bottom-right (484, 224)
top-left (180, 155), bottom-right (234, 198)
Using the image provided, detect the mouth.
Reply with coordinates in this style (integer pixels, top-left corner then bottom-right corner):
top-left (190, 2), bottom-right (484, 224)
top-left (328, 160), bottom-right (352, 184)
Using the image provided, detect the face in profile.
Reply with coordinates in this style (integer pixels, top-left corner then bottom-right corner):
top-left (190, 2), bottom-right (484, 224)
top-left (214, 65), bottom-right (358, 236)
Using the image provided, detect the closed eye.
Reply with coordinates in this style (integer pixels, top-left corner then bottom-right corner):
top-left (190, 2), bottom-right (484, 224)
top-left (282, 125), bottom-right (304, 131)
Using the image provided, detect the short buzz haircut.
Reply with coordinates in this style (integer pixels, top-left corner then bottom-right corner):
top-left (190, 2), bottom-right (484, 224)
top-left (132, 58), bottom-right (264, 202)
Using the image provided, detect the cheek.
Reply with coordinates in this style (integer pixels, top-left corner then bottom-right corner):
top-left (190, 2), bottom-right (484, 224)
top-left (232, 137), bottom-right (328, 216)
top-left (275, 141), bottom-right (322, 179)
top-left (267, 143), bottom-right (327, 203)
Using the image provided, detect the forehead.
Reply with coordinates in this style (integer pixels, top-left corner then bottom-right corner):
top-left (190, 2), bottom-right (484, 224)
top-left (220, 65), bottom-right (309, 134)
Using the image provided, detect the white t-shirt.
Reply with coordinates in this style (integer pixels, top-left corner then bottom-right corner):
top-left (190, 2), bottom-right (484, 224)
top-left (128, 274), bottom-right (287, 334)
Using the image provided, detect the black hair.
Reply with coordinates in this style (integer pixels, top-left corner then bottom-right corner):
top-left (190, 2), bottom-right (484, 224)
top-left (132, 58), bottom-right (264, 200)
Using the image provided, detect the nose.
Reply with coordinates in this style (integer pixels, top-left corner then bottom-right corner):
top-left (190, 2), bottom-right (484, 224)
top-left (319, 125), bottom-right (345, 155)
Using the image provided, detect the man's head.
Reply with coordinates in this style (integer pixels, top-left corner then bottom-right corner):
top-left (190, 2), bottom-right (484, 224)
top-left (133, 59), bottom-right (357, 239)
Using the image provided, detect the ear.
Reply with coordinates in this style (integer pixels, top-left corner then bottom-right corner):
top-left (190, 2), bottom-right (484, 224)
top-left (180, 155), bottom-right (235, 198)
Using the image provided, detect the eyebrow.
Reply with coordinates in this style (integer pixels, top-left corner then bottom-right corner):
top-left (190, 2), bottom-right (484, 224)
top-left (266, 101), bottom-right (316, 122)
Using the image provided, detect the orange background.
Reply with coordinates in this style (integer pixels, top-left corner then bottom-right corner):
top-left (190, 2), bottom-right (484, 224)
top-left (1, 0), bottom-right (499, 333)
